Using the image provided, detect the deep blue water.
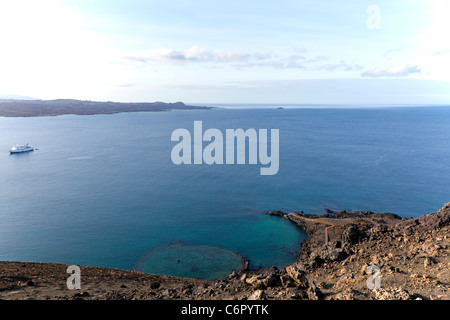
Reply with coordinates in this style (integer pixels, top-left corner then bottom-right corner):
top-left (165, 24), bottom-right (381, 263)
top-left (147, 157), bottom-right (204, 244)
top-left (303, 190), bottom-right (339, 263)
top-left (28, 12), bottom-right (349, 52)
top-left (1, 106), bottom-right (450, 279)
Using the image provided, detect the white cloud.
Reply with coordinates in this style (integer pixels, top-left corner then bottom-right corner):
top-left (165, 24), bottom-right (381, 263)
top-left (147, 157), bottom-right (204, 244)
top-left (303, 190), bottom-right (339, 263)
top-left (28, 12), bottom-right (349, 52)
top-left (430, 49), bottom-right (449, 56)
top-left (125, 47), bottom-right (364, 75)
top-left (125, 47), bottom-right (253, 64)
top-left (361, 65), bottom-right (421, 78)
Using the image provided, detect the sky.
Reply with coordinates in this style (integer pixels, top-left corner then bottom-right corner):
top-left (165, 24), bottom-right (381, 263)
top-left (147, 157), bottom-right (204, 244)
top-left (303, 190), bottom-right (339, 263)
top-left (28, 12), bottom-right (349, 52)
top-left (0, 0), bottom-right (449, 104)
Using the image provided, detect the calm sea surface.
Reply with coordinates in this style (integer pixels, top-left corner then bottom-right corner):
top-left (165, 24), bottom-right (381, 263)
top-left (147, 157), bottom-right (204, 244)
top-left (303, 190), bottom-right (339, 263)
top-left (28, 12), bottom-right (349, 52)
top-left (1, 106), bottom-right (449, 279)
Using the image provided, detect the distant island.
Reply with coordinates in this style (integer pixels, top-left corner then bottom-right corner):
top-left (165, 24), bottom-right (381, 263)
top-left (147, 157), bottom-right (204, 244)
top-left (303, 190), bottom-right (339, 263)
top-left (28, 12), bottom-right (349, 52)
top-left (0, 99), bottom-right (211, 117)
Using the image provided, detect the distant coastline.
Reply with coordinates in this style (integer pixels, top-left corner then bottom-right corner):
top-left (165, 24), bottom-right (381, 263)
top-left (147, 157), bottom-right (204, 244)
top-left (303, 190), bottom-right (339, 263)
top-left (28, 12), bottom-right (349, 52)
top-left (0, 99), bottom-right (212, 117)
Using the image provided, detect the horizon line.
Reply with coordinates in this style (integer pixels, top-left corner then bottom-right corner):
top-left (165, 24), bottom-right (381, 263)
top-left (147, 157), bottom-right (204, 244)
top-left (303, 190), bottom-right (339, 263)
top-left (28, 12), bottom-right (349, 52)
top-left (1, 97), bottom-right (450, 107)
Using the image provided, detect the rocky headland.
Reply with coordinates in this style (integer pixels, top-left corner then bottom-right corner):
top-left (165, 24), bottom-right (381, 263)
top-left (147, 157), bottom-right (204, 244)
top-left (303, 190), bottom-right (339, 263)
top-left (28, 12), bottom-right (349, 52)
top-left (0, 99), bottom-right (211, 117)
top-left (1, 203), bottom-right (449, 300)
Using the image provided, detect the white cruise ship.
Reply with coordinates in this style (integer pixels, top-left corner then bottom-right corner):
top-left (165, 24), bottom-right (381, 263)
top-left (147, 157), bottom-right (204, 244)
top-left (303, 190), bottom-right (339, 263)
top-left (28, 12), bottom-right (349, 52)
top-left (10, 143), bottom-right (34, 154)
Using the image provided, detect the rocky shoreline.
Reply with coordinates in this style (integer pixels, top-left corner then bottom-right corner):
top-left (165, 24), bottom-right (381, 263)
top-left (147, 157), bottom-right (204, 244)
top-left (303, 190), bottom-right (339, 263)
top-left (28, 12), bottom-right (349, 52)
top-left (1, 203), bottom-right (448, 300)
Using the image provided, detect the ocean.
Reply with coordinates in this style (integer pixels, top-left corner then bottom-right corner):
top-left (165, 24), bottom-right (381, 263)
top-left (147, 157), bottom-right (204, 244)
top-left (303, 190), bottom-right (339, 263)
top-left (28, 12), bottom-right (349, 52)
top-left (1, 105), bottom-right (449, 280)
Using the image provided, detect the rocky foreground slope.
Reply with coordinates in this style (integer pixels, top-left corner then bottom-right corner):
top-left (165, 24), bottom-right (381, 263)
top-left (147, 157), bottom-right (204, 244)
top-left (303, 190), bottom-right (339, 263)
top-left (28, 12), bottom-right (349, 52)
top-left (1, 203), bottom-right (449, 300)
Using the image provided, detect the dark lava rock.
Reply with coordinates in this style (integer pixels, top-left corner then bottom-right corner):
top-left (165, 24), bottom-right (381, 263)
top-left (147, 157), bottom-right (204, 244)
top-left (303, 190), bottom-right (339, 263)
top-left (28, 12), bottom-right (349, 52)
top-left (150, 282), bottom-right (160, 289)
top-left (395, 202), bottom-right (450, 234)
top-left (74, 291), bottom-right (90, 297)
top-left (265, 210), bottom-right (286, 217)
top-left (289, 287), bottom-right (307, 300)
top-left (25, 280), bottom-right (35, 286)
top-left (309, 242), bottom-right (348, 266)
top-left (341, 225), bottom-right (365, 246)
top-left (306, 281), bottom-right (323, 300)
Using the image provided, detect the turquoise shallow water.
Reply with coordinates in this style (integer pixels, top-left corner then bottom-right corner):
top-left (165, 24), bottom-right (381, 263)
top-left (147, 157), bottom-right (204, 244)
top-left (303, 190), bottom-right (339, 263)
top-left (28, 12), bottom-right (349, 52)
top-left (135, 243), bottom-right (245, 281)
top-left (1, 106), bottom-right (450, 279)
